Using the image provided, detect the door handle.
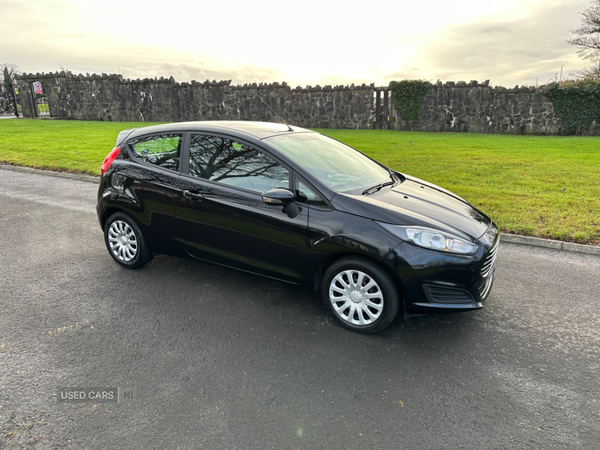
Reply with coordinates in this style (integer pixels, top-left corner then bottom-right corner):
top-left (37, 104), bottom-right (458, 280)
top-left (182, 190), bottom-right (204, 200)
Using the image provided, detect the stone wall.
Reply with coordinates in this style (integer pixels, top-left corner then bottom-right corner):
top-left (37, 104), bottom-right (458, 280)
top-left (15, 72), bottom-right (600, 135)
top-left (385, 80), bottom-right (600, 135)
top-left (15, 72), bottom-right (375, 129)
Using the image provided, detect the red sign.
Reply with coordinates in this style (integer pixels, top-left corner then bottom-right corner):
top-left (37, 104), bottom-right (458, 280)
top-left (33, 82), bottom-right (43, 94)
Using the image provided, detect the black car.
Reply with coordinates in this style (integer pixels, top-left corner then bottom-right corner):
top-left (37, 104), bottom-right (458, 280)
top-left (97, 121), bottom-right (498, 333)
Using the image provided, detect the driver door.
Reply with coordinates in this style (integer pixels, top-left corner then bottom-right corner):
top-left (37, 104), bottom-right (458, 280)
top-left (173, 133), bottom-right (309, 283)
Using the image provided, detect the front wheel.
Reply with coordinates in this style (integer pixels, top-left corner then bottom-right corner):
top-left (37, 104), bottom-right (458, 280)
top-left (321, 257), bottom-right (400, 334)
top-left (103, 212), bottom-right (153, 269)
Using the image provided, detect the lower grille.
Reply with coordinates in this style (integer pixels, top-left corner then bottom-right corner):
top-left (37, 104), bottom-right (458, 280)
top-left (423, 284), bottom-right (475, 304)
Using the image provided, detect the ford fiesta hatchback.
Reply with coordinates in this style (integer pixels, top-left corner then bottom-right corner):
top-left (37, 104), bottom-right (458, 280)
top-left (97, 121), bottom-right (499, 333)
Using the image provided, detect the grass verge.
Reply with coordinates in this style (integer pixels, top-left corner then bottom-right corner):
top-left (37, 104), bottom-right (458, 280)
top-left (0, 120), bottom-right (598, 245)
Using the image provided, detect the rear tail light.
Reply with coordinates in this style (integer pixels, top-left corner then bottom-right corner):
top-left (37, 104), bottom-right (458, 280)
top-left (101, 146), bottom-right (121, 175)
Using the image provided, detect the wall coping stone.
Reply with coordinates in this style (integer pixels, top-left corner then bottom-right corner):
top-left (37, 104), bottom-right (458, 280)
top-left (16, 71), bottom-right (540, 94)
top-left (15, 72), bottom-right (379, 92)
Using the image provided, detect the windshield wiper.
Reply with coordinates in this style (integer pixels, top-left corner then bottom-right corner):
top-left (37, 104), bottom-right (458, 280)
top-left (362, 179), bottom-right (395, 195)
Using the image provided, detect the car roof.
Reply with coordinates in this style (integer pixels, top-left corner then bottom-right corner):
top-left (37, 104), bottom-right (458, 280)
top-left (115, 120), bottom-right (336, 199)
top-left (121, 121), bottom-right (312, 143)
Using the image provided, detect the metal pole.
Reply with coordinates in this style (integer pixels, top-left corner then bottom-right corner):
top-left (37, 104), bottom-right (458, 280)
top-left (560, 65), bottom-right (564, 81)
top-left (26, 90), bottom-right (35, 119)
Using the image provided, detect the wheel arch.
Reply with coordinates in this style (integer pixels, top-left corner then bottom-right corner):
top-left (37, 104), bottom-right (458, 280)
top-left (101, 207), bottom-right (125, 229)
top-left (312, 252), bottom-right (407, 303)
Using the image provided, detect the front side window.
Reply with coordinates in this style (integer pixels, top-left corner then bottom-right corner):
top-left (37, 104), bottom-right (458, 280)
top-left (296, 179), bottom-right (328, 208)
top-left (188, 134), bottom-right (289, 193)
top-left (130, 134), bottom-right (181, 171)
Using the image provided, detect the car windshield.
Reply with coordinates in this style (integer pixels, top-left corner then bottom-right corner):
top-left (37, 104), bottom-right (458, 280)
top-left (266, 132), bottom-right (391, 193)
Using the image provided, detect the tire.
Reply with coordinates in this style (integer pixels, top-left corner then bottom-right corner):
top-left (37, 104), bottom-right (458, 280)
top-left (103, 212), bottom-right (153, 269)
top-left (321, 256), bottom-right (400, 334)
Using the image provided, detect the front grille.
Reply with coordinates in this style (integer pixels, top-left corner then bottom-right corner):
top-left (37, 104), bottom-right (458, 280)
top-left (480, 241), bottom-right (499, 278)
top-left (423, 284), bottom-right (475, 304)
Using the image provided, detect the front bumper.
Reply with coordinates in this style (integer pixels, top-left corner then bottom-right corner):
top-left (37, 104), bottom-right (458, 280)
top-left (382, 224), bottom-right (499, 315)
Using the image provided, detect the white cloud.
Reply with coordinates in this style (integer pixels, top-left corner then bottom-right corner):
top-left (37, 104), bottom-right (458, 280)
top-left (121, 62), bottom-right (287, 85)
top-left (1, 0), bottom-right (593, 87)
top-left (377, 0), bottom-right (591, 86)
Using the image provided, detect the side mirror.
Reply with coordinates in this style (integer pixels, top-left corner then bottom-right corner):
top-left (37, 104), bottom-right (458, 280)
top-left (262, 188), bottom-right (296, 206)
top-left (262, 188), bottom-right (301, 218)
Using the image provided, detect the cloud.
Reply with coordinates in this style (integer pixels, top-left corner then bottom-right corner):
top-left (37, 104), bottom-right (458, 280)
top-left (378, 65), bottom-right (427, 84)
top-left (2, 0), bottom-right (592, 89)
top-left (121, 62), bottom-right (288, 85)
top-left (2, 16), bottom-right (288, 86)
top-left (380, 0), bottom-right (590, 86)
top-left (312, 74), bottom-right (373, 87)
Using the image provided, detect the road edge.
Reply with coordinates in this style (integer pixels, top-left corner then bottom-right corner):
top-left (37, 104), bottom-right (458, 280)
top-left (1, 163), bottom-right (599, 256)
top-left (499, 234), bottom-right (600, 255)
top-left (0, 163), bottom-right (99, 183)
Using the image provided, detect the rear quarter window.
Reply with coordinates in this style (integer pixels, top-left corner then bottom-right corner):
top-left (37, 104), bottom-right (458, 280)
top-left (129, 134), bottom-right (182, 171)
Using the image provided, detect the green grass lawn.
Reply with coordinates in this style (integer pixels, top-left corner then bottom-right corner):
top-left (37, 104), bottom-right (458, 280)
top-left (0, 120), bottom-right (165, 174)
top-left (1, 119), bottom-right (598, 245)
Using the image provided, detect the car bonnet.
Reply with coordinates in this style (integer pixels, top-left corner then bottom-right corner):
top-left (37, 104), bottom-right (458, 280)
top-left (330, 175), bottom-right (492, 242)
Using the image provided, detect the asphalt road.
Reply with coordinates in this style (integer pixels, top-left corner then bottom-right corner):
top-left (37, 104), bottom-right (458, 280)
top-left (1, 169), bottom-right (599, 449)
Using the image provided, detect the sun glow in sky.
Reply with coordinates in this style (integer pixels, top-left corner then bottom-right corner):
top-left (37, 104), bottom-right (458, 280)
top-left (1, 0), bottom-right (592, 87)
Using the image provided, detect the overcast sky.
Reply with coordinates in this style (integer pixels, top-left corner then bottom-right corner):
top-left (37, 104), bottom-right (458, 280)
top-left (1, 0), bottom-right (593, 87)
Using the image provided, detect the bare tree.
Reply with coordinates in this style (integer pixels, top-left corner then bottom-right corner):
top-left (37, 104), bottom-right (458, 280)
top-left (1, 63), bottom-right (20, 117)
top-left (567, 1), bottom-right (600, 79)
top-left (570, 63), bottom-right (600, 80)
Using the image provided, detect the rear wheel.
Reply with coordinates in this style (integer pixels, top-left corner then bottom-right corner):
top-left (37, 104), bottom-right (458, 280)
top-left (321, 257), bottom-right (400, 333)
top-left (103, 212), bottom-right (153, 269)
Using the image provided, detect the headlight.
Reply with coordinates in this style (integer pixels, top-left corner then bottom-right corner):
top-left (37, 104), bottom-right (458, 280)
top-left (378, 223), bottom-right (479, 255)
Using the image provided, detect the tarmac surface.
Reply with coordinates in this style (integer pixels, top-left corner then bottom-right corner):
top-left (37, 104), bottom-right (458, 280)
top-left (1, 169), bottom-right (599, 449)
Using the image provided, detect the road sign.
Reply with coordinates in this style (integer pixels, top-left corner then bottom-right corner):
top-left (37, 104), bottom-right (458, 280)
top-left (33, 82), bottom-right (43, 94)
